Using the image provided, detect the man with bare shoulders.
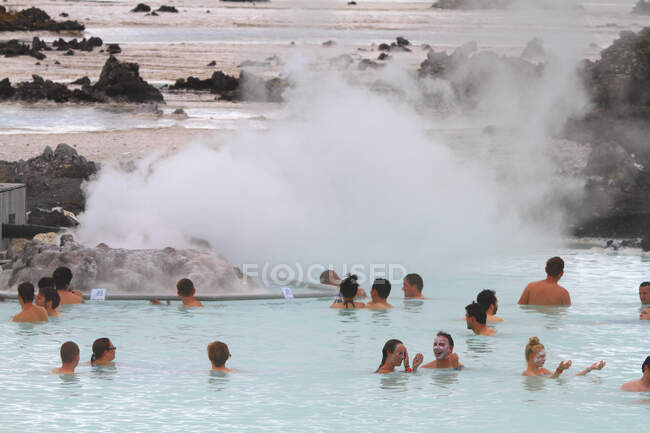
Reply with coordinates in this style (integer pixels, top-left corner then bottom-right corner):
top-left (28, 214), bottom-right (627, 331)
top-left (518, 257), bottom-right (570, 306)
top-left (476, 289), bottom-right (503, 322)
top-left (13, 282), bottom-right (48, 323)
top-left (621, 356), bottom-right (650, 392)
top-left (208, 341), bottom-right (235, 372)
top-left (52, 341), bottom-right (80, 374)
top-left (177, 278), bottom-right (203, 307)
top-left (465, 302), bottom-right (496, 336)
top-left (402, 273), bottom-right (425, 299)
top-left (421, 332), bottom-right (463, 370)
top-left (639, 282), bottom-right (650, 305)
top-left (366, 278), bottom-right (393, 309)
top-left (53, 266), bottom-right (83, 305)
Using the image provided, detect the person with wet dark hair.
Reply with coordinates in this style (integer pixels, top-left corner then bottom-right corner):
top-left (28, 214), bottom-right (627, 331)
top-left (465, 302), bottom-right (495, 336)
top-left (402, 273), bottom-right (424, 299)
top-left (320, 269), bottom-right (366, 300)
top-left (518, 256), bottom-right (570, 306)
top-left (13, 282), bottom-right (48, 323)
top-left (53, 341), bottom-right (79, 374)
top-left (38, 277), bottom-right (55, 290)
top-left (91, 338), bottom-right (116, 366)
top-left (422, 331), bottom-right (463, 370)
top-left (639, 282), bottom-right (650, 305)
top-left (330, 274), bottom-right (365, 309)
top-left (36, 288), bottom-right (62, 317)
top-left (207, 341), bottom-right (234, 372)
top-left (375, 339), bottom-right (423, 374)
top-left (476, 289), bottom-right (503, 322)
top-left (621, 356), bottom-right (650, 392)
top-left (177, 278), bottom-right (203, 307)
top-left (366, 278), bottom-right (393, 309)
top-left (53, 266), bottom-right (83, 305)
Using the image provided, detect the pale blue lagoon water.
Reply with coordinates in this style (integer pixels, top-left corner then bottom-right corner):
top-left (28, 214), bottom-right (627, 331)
top-left (0, 247), bottom-right (648, 432)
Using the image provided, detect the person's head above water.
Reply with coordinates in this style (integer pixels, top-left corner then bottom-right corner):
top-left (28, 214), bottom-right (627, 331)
top-left (477, 289), bottom-right (498, 314)
top-left (434, 332), bottom-right (454, 360)
top-left (38, 277), bottom-right (54, 291)
top-left (207, 341), bottom-right (231, 368)
top-left (465, 302), bottom-right (487, 325)
top-left (642, 356), bottom-right (650, 374)
top-left (53, 267), bottom-right (73, 290)
top-left (339, 274), bottom-right (359, 300)
top-left (371, 278), bottom-right (391, 300)
top-left (17, 282), bottom-right (35, 304)
top-left (377, 338), bottom-right (405, 371)
top-left (91, 338), bottom-right (116, 365)
top-left (545, 257), bottom-right (564, 280)
top-left (525, 336), bottom-right (546, 367)
top-left (37, 288), bottom-right (61, 310)
top-left (402, 273), bottom-right (423, 298)
top-left (176, 278), bottom-right (195, 297)
top-left (61, 341), bottom-right (80, 366)
top-left (320, 270), bottom-right (341, 286)
top-left (639, 282), bottom-right (650, 304)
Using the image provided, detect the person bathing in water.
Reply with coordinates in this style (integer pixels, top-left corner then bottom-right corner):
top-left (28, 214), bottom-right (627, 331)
top-left (518, 257), bottom-right (571, 306)
top-left (53, 266), bottom-right (83, 305)
top-left (208, 341), bottom-right (234, 372)
top-left (522, 336), bottom-right (605, 378)
top-left (476, 289), bottom-right (503, 322)
top-left (366, 278), bottom-right (393, 309)
top-left (52, 341), bottom-right (80, 375)
top-left (465, 302), bottom-right (496, 336)
top-left (36, 286), bottom-right (62, 318)
top-left (402, 273), bottom-right (425, 299)
top-left (621, 356), bottom-right (650, 392)
top-left (13, 282), bottom-right (48, 323)
top-left (376, 339), bottom-right (423, 374)
top-left (330, 274), bottom-right (365, 309)
top-left (421, 332), bottom-right (463, 370)
top-left (90, 338), bottom-right (116, 366)
top-left (177, 278), bottom-right (203, 307)
top-left (320, 270), bottom-right (366, 299)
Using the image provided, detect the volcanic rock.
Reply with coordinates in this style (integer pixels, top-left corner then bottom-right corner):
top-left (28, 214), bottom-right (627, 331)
top-left (28, 208), bottom-right (79, 227)
top-left (0, 7), bottom-right (84, 31)
top-left (0, 39), bottom-right (45, 60)
top-left (106, 44), bottom-right (122, 54)
top-left (633, 0), bottom-right (650, 15)
top-left (131, 3), bottom-right (151, 12)
top-left (91, 55), bottom-right (163, 103)
top-left (157, 5), bottom-right (179, 12)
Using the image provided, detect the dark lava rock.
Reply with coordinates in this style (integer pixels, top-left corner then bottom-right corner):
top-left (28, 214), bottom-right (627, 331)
top-left (169, 70), bottom-right (286, 102)
top-left (378, 52), bottom-right (390, 61)
top-left (53, 37), bottom-right (103, 52)
top-left (0, 39), bottom-right (45, 60)
top-left (71, 76), bottom-right (91, 86)
top-left (170, 70), bottom-right (239, 93)
top-left (633, 0), bottom-right (650, 15)
top-left (322, 40), bottom-right (337, 47)
top-left (358, 59), bottom-right (384, 70)
top-left (521, 37), bottom-right (545, 61)
top-left (64, 49), bottom-right (74, 56)
top-left (395, 36), bottom-right (410, 47)
top-left (92, 55), bottom-right (163, 103)
top-left (432, 0), bottom-right (513, 9)
top-left (348, 1), bottom-right (357, 4)
top-left (149, 11), bottom-right (159, 16)
top-left (0, 78), bottom-right (15, 99)
top-left (59, 12), bottom-right (69, 18)
top-left (31, 37), bottom-right (49, 52)
top-left (13, 75), bottom-right (73, 103)
top-left (0, 7), bottom-right (84, 32)
top-left (207, 60), bottom-right (217, 66)
top-left (131, 3), bottom-right (151, 12)
top-left (28, 208), bottom-right (78, 227)
top-left (0, 143), bottom-right (97, 214)
top-left (378, 43), bottom-right (391, 51)
top-left (157, 5), bottom-right (179, 13)
top-left (106, 44), bottom-right (122, 54)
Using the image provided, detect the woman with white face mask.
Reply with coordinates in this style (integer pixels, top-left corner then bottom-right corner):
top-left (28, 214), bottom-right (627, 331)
top-left (522, 337), bottom-right (605, 378)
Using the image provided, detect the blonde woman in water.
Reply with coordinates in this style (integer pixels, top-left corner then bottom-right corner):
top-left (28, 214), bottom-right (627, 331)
top-left (522, 337), bottom-right (605, 378)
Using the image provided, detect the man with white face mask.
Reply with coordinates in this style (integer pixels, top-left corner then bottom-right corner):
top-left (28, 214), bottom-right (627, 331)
top-left (421, 332), bottom-right (463, 370)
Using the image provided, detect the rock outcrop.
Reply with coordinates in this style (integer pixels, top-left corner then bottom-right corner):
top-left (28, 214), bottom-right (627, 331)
top-left (431, 0), bottom-right (513, 10)
top-left (0, 144), bottom-right (97, 214)
top-left (0, 39), bottom-right (45, 60)
top-left (0, 7), bottom-right (84, 32)
top-left (633, 0), bottom-right (650, 15)
top-left (131, 3), bottom-right (151, 12)
top-left (169, 70), bottom-right (287, 102)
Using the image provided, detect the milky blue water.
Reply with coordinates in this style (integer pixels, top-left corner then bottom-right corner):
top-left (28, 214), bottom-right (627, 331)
top-left (0, 247), bottom-right (648, 433)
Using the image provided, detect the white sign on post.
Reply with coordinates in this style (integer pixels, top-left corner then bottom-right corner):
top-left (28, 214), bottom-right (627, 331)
top-left (281, 287), bottom-right (294, 299)
top-left (90, 288), bottom-right (107, 301)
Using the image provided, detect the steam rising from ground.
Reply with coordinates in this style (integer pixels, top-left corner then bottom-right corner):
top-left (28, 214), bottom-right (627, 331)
top-left (77, 3), bottom-right (592, 279)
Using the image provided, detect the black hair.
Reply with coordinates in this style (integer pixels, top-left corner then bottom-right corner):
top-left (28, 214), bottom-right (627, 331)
top-left (404, 273), bottom-right (423, 292)
top-left (376, 339), bottom-right (403, 372)
top-left (53, 267), bottom-right (73, 290)
top-left (640, 282), bottom-right (650, 288)
top-left (465, 302), bottom-right (487, 325)
top-left (91, 338), bottom-right (111, 364)
top-left (643, 356), bottom-right (650, 373)
top-left (17, 282), bottom-right (35, 303)
top-left (476, 289), bottom-right (497, 311)
top-left (545, 257), bottom-right (564, 278)
top-left (176, 278), bottom-right (195, 297)
top-left (372, 278), bottom-right (391, 300)
top-left (38, 277), bottom-right (55, 290)
top-left (42, 288), bottom-right (60, 309)
top-left (436, 331), bottom-right (454, 349)
top-left (339, 274), bottom-right (359, 309)
top-left (60, 341), bottom-right (79, 364)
